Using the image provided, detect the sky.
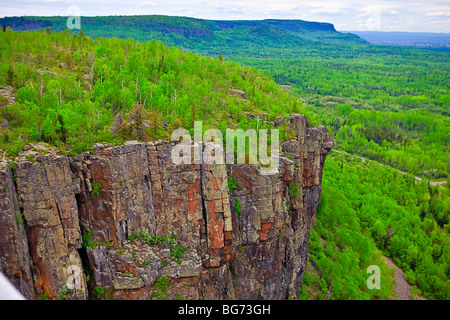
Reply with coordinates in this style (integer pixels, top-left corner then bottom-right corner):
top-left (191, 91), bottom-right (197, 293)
top-left (1, 0), bottom-right (449, 32)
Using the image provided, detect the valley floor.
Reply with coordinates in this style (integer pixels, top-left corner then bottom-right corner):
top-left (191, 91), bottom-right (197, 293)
top-left (333, 149), bottom-right (447, 187)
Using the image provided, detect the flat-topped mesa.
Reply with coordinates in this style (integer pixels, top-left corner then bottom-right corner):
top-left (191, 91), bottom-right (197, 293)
top-left (0, 114), bottom-right (334, 300)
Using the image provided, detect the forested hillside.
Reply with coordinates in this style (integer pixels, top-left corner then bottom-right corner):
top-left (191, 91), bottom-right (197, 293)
top-left (0, 28), bottom-right (299, 157)
top-left (1, 15), bottom-right (449, 300)
top-left (304, 151), bottom-right (449, 300)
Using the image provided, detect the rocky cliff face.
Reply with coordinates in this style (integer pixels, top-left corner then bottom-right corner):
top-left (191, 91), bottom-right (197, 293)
top-left (0, 114), bottom-right (334, 300)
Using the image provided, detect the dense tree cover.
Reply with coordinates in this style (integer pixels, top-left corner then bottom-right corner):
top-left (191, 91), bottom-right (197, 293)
top-left (1, 16), bottom-right (448, 115)
top-left (0, 29), bottom-right (300, 156)
top-left (2, 16), bottom-right (447, 115)
top-left (0, 16), bottom-right (364, 49)
top-left (239, 48), bottom-right (449, 115)
top-left (302, 152), bottom-right (450, 300)
top-left (300, 208), bottom-right (397, 300)
top-left (311, 105), bottom-right (450, 180)
top-left (300, 167), bottom-right (397, 299)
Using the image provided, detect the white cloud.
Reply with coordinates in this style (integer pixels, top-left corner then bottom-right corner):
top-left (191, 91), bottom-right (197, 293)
top-left (309, 8), bottom-right (344, 15)
top-left (425, 11), bottom-right (450, 16)
top-left (0, 0), bottom-right (449, 32)
top-left (386, 10), bottom-right (399, 15)
top-left (138, 1), bottom-right (157, 7)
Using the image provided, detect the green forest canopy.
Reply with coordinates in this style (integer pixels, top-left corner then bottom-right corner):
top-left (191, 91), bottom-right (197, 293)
top-left (0, 29), bottom-right (303, 156)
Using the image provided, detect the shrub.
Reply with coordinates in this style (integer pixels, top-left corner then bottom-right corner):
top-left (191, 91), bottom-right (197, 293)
top-left (129, 228), bottom-right (176, 246)
top-left (170, 242), bottom-right (186, 260)
top-left (81, 230), bottom-right (112, 248)
top-left (40, 292), bottom-right (50, 300)
top-left (289, 182), bottom-right (300, 199)
top-left (93, 286), bottom-right (106, 299)
top-left (91, 182), bottom-right (102, 196)
top-left (235, 198), bottom-right (241, 216)
top-left (55, 285), bottom-right (71, 300)
top-left (228, 177), bottom-right (241, 193)
top-left (150, 276), bottom-right (170, 300)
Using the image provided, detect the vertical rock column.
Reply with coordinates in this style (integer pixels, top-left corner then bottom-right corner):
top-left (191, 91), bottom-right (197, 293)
top-left (226, 161), bottom-right (294, 299)
top-left (146, 141), bottom-right (203, 249)
top-left (147, 141), bottom-right (235, 298)
top-left (14, 150), bottom-right (87, 299)
top-left (302, 126), bottom-right (335, 224)
top-left (288, 115), bottom-right (335, 294)
top-left (0, 161), bottom-right (34, 299)
top-left (200, 143), bottom-right (232, 268)
top-left (71, 141), bottom-right (155, 247)
top-left (70, 141), bottom-right (156, 290)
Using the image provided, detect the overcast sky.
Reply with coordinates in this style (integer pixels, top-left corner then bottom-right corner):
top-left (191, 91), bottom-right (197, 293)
top-left (1, 0), bottom-right (449, 32)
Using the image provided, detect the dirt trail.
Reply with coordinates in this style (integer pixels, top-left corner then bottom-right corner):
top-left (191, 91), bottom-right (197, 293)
top-left (382, 256), bottom-right (426, 300)
top-left (382, 256), bottom-right (411, 300)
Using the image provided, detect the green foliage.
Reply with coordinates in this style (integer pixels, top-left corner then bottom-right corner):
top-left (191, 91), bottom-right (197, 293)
top-left (410, 286), bottom-right (423, 300)
top-left (129, 228), bottom-right (176, 246)
top-left (317, 107), bottom-right (450, 180)
top-left (90, 182), bottom-right (102, 196)
top-left (307, 153), bottom-right (450, 300)
top-left (16, 15), bottom-right (445, 116)
top-left (128, 228), bottom-right (186, 263)
top-left (301, 184), bottom-right (397, 299)
top-left (289, 182), bottom-right (300, 199)
top-left (150, 275), bottom-right (170, 300)
top-left (1, 16), bottom-right (449, 301)
top-left (234, 198), bottom-right (241, 216)
top-left (228, 177), bottom-right (241, 193)
top-left (170, 242), bottom-right (187, 261)
top-left (81, 230), bottom-right (94, 248)
top-left (0, 29), bottom-right (298, 157)
top-left (81, 230), bottom-right (112, 248)
top-left (93, 286), bottom-right (106, 299)
top-left (55, 285), bottom-right (71, 300)
top-left (15, 212), bottom-right (24, 227)
top-left (40, 292), bottom-right (50, 300)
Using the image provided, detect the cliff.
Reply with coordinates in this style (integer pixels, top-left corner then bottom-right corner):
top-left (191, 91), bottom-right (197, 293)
top-left (0, 114), bottom-right (334, 300)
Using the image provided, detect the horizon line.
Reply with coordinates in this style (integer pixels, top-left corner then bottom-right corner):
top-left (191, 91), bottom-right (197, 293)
top-left (1, 14), bottom-right (448, 34)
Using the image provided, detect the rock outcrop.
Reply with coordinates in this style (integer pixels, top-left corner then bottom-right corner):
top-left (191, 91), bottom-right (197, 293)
top-left (0, 114), bottom-right (334, 300)
top-left (10, 145), bottom-right (88, 300)
top-left (0, 161), bottom-right (34, 300)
